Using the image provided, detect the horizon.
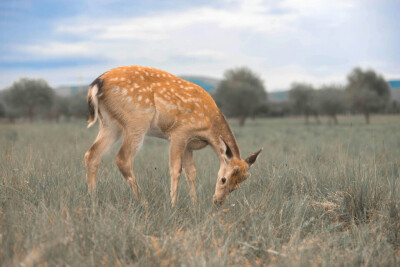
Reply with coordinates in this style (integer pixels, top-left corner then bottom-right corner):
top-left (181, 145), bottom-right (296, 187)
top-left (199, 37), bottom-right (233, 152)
top-left (1, 0), bottom-right (399, 92)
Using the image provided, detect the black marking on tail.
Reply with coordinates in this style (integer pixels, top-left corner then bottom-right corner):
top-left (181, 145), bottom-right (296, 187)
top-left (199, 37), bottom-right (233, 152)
top-left (88, 96), bottom-right (95, 122)
top-left (90, 76), bottom-right (104, 95)
top-left (88, 76), bottom-right (104, 122)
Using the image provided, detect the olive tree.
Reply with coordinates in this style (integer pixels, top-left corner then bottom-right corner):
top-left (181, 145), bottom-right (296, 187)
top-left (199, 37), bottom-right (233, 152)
top-left (4, 78), bottom-right (55, 122)
top-left (0, 101), bottom-right (5, 118)
top-left (345, 68), bottom-right (390, 124)
top-left (68, 91), bottom-right (88, 119)
top-left (289, 82), bottom-right (320, 124)
top-left (317, 85), bottom-right (348, 124)
top-left (214, 67), bottom-right (267, 126)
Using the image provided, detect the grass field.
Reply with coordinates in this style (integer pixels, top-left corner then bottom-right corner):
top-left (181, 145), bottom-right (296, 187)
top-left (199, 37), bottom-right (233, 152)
top-left (1, 115), bottom-right (400, 266)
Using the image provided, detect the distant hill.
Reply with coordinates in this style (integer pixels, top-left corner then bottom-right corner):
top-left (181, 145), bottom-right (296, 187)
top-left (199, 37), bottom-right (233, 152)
top-left (388, 80), bottom-right (400, 102)
top-left (55, 75), bottom-right (221, 97)
top-left (179, 75), bottom-right (220, 92)
top-left (53, 78), bottom-right (400, 102)
top-left (269, 90), bottom-right (289, 103)
top-left (55, 85), bottom-right (87, 97)
top-left (268, 80), bottom-right (400, 103)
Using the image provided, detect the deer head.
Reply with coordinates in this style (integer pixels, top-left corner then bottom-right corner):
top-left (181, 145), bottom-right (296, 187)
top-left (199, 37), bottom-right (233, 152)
top-left (213, 136), bottom-right (262, 205)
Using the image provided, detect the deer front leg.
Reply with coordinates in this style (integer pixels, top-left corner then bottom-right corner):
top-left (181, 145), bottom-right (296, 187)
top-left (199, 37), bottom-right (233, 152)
top-left (169, 137), bottom-right (187, 207)
top-left (183, 149), bottom-right (197, 205)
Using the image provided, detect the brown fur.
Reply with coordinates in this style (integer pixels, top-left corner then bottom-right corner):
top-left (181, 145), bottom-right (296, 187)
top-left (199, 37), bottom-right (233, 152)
top-left (84, 65), bottom-right (261, 206)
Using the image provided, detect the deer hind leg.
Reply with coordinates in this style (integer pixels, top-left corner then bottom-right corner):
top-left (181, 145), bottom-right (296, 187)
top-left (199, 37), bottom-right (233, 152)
top-left (183, 149), bottom-right (197, 205)
top-left (169, 136), bottom-right (187, 207)
top-left (85, 123), bottom-right (121, 194)
top-left (115, 129), bottom-right (147, 199)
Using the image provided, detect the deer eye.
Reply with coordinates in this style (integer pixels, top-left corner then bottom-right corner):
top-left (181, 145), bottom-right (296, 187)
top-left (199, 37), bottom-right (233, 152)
top-left (221, 177), bottom-right (226, 184)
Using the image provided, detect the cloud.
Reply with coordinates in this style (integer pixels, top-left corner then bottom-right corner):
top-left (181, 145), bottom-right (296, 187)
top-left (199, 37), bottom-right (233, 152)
top-left (15, 0), bottom-right (300, 69)
top-left (262, 64), bottom-right (347, 89)
top-left (55, 3), bottom-right (298, 42)
top-left (21, 41), bottom-right (93, 57)
top-left (3, 0), bottom-right (399, 90)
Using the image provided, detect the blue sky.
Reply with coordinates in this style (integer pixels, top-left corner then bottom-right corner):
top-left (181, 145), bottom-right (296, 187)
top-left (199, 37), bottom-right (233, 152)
top-left (0, 0), bottom-right (399, 91)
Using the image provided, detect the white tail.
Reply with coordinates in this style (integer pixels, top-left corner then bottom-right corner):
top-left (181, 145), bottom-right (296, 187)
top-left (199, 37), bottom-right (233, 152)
top-left (84, 65), bottom-right (262, 206)
top-left (87, 84), bottom-right (99, 128)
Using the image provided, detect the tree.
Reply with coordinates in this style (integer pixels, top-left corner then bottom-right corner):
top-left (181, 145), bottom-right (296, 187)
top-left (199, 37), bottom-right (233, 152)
top-left (317, 85), bottom-right (348, 124)
top-left (52, 95), bottom-right (72, 121)
top-left (68, 91), bottom-right (88, 119)
top-left (289, 82), bottom-right (320, 124)
top-left (345, 67), bottom-right (390, 124)
top-left (214, 67), bottom-right (267, 126)
top-left (0, 101), bottom-right (5, 118)
top-left (4, 78), bottom-right (55, 122)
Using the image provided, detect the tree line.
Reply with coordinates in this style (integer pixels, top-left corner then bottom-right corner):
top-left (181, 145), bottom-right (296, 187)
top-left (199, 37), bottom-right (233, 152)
top-left (214, 67), bottom-right (398, 125)
top-left (0, 78), bottom-right (87, 122)
top-left (0, 67), bottom-right (398, 124)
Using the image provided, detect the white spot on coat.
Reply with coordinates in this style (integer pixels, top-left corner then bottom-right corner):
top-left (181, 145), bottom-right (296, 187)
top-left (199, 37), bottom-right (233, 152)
top-left (155, 95), bottom-right (176, 110)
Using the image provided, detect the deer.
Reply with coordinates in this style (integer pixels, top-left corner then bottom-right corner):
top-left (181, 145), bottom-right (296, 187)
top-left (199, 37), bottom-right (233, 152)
top-left (84, 65), bottom-right (262, 206)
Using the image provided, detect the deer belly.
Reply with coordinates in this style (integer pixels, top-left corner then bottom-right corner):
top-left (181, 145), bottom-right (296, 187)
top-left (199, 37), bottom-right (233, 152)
top-left (187, 139), bottom-right (208, 150)
top-left (147, 109), bottom-right (177, 139)
top-left (146, 126), bottom-right (168, 139)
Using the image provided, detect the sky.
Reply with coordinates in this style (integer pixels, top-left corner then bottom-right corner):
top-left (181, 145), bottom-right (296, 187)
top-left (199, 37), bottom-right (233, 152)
top-left (0, 0), bottom-right (399, 91)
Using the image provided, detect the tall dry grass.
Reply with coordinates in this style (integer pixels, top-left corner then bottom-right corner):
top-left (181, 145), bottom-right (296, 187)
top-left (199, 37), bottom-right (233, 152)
top-left (1, 115), bottom-right (399, 266)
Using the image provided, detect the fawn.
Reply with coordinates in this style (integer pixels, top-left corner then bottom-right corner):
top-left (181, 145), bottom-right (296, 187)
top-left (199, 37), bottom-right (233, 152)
top-left (85, 66), bottom-right (262, 206)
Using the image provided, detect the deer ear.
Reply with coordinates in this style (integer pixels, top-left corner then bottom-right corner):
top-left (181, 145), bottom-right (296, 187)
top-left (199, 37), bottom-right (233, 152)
top-left (219, 136), bottom-right (233, 163)
top-left (245, 148), bottom-right (262, 167)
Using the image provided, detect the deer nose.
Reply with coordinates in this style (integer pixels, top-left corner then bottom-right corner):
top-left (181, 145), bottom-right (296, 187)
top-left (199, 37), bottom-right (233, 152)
top-left (213, 195), bottom-right (224, 206)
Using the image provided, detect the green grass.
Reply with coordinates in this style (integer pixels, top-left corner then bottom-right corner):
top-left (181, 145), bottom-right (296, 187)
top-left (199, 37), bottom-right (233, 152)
top-left (1, 115), bottom-right (400, 266)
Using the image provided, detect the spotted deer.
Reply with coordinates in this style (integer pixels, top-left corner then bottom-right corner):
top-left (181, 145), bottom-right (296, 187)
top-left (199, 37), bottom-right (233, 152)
top-left (84, 66), bottom-right (262, 206)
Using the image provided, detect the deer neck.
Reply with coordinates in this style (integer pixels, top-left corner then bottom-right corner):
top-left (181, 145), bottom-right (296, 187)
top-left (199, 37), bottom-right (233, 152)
top-left (209, 113), bottom-right (241, 163)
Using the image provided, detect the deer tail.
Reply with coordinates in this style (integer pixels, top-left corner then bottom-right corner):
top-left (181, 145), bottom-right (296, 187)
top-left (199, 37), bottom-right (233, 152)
top-left (87, 77), bottom-right (103, 128)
